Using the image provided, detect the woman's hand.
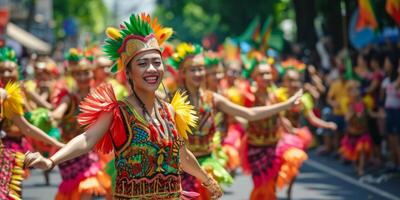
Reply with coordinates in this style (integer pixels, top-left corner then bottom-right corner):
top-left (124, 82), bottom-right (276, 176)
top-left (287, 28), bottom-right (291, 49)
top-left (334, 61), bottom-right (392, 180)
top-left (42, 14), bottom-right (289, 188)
top-left (288, 89), bottom-right (303, 106)
top-left (24, 151), bottom-right (54, 170)
top-left (327, 122), bottom-right (337, 131)
top-left (202, 176), bottom-right (223, 199)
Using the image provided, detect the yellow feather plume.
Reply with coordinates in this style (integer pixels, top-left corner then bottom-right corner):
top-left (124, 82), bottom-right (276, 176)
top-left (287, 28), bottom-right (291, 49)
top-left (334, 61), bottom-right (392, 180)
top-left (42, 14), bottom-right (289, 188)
top-left (106, 27), bottom-right (122, 41)
top-left (3, 82), bottom-right (24, 119)
top-left (156, 27), bottom-right (173, 45)
top-left (171, 90), bottom-right (198, 140)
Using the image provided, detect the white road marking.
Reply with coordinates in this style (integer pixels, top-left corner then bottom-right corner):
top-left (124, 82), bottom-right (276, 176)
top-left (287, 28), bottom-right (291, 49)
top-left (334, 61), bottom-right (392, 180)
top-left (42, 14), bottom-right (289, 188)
top-left (305, 159), bottom-right (400, 200)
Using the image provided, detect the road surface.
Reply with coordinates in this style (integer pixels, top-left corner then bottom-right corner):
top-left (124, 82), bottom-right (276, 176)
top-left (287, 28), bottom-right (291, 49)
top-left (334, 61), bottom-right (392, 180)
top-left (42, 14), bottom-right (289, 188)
top-left (23, 150), bottom-right (400, 200)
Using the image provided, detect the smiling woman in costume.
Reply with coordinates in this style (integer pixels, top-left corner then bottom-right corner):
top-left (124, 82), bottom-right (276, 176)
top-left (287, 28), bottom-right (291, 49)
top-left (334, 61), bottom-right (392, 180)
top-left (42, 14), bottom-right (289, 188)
top-left (24, 13), bottom-right (222, 200)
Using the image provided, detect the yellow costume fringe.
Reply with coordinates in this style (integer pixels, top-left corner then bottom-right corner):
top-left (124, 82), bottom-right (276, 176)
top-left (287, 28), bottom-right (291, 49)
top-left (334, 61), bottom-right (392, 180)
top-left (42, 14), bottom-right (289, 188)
top-left (170, 90), bottom-right (198, 140)
top-left (3, 82), bottom-right (24, 119)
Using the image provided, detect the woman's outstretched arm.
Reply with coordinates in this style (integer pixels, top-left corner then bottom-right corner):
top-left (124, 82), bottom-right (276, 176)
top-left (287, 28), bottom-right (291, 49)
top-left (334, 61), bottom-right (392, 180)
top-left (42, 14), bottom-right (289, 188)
top-left (24, 111), bottom-right (113, 169)
top-left (214, 89), bottom-right (303, 121)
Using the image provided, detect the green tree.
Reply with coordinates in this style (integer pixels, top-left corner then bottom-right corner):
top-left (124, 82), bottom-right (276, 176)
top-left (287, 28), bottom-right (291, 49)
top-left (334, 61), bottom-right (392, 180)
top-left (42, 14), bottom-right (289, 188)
top-left (155, 0), bottom-right (290, 42)
top-left (53, 0), bottom-right (109, 39)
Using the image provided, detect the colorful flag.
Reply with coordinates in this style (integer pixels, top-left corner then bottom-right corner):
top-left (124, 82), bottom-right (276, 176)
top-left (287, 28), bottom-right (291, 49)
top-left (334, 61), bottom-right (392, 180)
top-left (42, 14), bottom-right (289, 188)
top-left (240, 16), bottom-right (260, 42)
top-left (386, 0), bottom-right (400, 26)
top-left (260, 16), bottom-right (273, 51)
top-left (356, 0), bottom-right (378, 30)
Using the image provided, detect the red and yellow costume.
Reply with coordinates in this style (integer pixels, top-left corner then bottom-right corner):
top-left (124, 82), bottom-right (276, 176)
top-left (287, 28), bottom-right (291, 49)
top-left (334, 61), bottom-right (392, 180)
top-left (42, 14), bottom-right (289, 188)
top-left (339, 99), bottom-right (373, 161)
top-left (52, 51), bottom-right (111, 200)
top-left (241, 90), bottom-right (307, 200)
top-left (168, 43), bottom-right (233, 199)
top-left (0, 82), bottom-right (25, 200)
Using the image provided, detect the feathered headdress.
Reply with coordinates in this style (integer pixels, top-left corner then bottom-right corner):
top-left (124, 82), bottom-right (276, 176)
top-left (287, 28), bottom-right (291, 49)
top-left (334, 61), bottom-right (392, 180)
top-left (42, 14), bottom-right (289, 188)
top-left (0, 47), bottom-right (17, 63)
top-left (204, 51), bottom-right (221, 69)
top-left (277, 58), bottom-right (305, 77)
top-left (241, 50), bottom-right (277, 80)
top-left (34, 57), bottom-right (59, 76)
top-left (103, 13), bottom-right (173, 73)
top-left (0, 46), bottom-right (22, 80)
top-left (65, 48), bottom-right (94, 72)
top-left (167, 43), bottom-right (203, 70)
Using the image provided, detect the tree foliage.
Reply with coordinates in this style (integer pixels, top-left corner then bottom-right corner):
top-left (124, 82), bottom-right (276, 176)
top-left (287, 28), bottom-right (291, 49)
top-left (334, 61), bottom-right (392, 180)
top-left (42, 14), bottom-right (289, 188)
top-left (53, 0), bottom-right (109, 39)
top-left (154, 0), bottom-right (292, 42)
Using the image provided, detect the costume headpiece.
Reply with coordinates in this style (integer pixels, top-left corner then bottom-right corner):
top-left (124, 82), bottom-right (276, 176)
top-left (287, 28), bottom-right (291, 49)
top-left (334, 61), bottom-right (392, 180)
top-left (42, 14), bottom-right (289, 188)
top-left (241, 50), bottom-right (275, 79)
top-left (0, 46), bottom-right (22, 80)
top-left (65, 48), bottom-right (94, 72)
top-left (168, 43), bottom-right (203, 70)
top-left (0, 46), bottom-right (18, 70)
top-left (103, 13), bottom-right (173, 73)
top-left (34, 57), bottom-right (59, 76)
top-left (204, 51), bottom-right (221, 69)
top-left (277, 58), bottom-right (305, 77)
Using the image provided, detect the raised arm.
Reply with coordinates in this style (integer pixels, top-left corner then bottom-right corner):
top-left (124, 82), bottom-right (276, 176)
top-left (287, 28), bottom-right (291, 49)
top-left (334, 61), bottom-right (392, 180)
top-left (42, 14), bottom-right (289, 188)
top-left (214, 90), bottom-right (302, 121)
top-left (24, 111), bottom-right (113, 169)
top-left (12, 115), bottom-right (64, 148)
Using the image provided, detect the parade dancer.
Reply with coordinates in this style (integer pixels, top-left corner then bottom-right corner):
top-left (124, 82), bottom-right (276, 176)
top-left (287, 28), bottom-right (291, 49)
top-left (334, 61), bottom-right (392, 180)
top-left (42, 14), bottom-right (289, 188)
top-left (24, 13), bottom-right (222, 200)
top-left (168, 43), bottom-right (303, 200)
top-left (204, 53), bottom-right (239, 173)
top-left (33, 48), bottom-right (113, 200)
top-left (236, 54), bottom-right (306, 200)
top-left (0, 46), bottom-right (63, 200)
top-left (23, 57), bottom-right (62, 185)
top-left (339, 80), bottom-right (375, 176)
top-left (279, 68), bottom-right (337, 199)
top-left (91, 52), bottom-right (128, 100)
top-left (281, 69), bottom-right (337, 149)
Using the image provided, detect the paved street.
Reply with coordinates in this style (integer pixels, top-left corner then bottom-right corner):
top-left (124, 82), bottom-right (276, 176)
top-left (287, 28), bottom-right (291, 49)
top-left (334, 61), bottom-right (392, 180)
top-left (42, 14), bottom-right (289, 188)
top-left (23, 150), bottom-right (400, 200)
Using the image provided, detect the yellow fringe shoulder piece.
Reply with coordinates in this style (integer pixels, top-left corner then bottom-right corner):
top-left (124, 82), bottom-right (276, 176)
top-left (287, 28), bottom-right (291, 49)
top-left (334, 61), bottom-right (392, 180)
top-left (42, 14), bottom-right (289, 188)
top-left (170, 90), bottom-right (198, 140)
top-left (274, 87), bottom-right (289, 102)
top-left (3, 82), bottom-right (24, 119)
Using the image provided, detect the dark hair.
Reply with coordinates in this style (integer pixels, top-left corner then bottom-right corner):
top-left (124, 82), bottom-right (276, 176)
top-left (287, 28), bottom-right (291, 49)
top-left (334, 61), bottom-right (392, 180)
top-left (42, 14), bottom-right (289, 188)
top-left (385, 53), bottom-right (399, 82)
top-left (368, 50), bottom-right (383, 69)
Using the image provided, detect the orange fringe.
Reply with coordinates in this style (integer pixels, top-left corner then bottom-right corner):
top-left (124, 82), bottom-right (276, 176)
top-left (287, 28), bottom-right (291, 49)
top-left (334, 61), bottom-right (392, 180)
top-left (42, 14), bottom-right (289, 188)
top-left (55, 171), bottom-right (112, 200)
top-left (222, 145), bottom-right (240, 171)
top-left (277, 148), bottom-right (308, 189)
top-left (340, 141), bottom-right (372, 161)
top-left (250, 180), bottom-right (276, 200)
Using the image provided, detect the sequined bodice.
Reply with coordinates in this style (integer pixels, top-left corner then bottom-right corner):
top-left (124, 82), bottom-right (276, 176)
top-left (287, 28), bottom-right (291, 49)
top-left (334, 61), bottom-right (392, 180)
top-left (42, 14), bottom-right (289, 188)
top-left (113, 100), bottom-right (183, 199)
top-left (247, 95), bottom-right (281, 146)
top-left (347, 103), bottom-right (368, 135)
top-left (186, 91), bottom-right (216, 155)
top-left (286, 105), bottom-right (303, 127)
top-left (60, 94), bottom-right (82, 142)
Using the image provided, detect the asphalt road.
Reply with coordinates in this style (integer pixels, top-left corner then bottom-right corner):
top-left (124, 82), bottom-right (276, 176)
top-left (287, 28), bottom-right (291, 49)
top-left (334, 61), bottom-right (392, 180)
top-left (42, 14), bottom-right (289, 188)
top-left (23, 150), bottom-right (400, 200)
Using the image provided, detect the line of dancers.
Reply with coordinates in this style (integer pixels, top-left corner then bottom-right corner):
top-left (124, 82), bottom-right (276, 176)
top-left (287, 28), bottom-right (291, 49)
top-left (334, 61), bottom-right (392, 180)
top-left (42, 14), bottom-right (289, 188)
top-left (0, 13), bottom-right (372, 200)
